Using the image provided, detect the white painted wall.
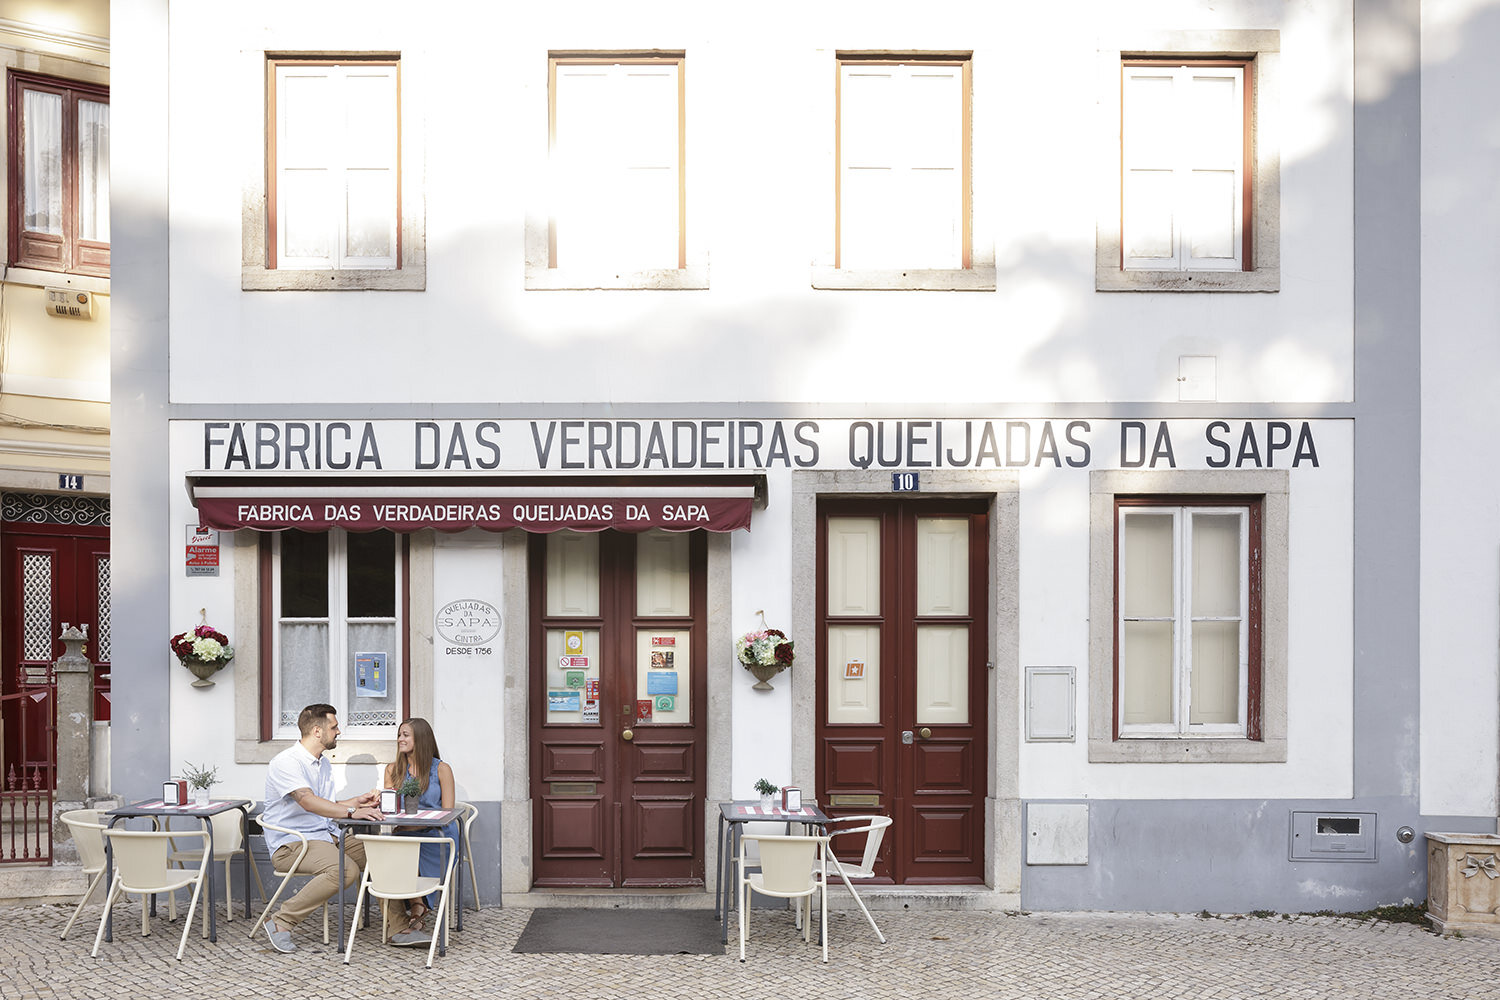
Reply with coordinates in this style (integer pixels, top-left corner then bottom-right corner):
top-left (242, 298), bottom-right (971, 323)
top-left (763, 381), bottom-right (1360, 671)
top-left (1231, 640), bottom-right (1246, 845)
top-left (165, 1), bottom-right (1354, 407)
top-left (1419, 0), bottom-right (1500, 819)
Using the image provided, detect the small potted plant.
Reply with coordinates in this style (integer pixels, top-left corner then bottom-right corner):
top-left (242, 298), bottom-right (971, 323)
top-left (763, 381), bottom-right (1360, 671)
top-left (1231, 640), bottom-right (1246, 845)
top-left (399, 774), bottom-right (421, 814)
top-left (182, 761), bottom-right (220, 806)
top-left (754, 778), bottom-right (778, 811)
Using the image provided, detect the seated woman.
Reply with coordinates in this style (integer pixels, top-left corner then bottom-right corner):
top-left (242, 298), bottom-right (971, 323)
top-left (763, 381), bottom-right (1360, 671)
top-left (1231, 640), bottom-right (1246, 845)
top-left (382, 717), bottom-right (457, 945)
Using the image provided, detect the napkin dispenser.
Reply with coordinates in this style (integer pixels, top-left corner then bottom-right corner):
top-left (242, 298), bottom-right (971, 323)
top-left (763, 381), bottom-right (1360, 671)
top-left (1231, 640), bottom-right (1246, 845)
top-left (163, 779), bottom-right (189, 806)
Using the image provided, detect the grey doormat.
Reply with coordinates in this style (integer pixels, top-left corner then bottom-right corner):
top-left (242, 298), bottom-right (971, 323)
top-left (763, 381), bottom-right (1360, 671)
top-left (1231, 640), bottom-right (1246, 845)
top-left (513, 908), bottom-right (725, 955)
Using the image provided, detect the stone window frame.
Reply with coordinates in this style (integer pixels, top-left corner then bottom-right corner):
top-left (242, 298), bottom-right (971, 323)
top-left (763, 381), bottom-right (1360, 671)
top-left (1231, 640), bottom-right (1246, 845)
top-left (524, 50), bottom-right (709, 291)
top-left (232, 528), bottom-right (434, 763)
top-left (1095, 29), bottom-right (1280, 293)
top-left (1088, 469), bottom-right (1288, 763)
top-left (241, 50), bottom-right (426, 291)
top-left (812, 50), bottom-right (996, 292)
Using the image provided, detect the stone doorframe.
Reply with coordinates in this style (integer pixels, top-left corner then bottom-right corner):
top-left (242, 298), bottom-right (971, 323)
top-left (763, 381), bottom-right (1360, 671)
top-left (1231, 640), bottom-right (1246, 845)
top-left (787, 470), bottom-right (1021, 901)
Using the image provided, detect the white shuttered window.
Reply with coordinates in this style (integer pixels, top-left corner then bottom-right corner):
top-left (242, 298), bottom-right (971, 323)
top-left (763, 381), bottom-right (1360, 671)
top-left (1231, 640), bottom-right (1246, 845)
top-left (1122, 64), bottom-right (1245, 272)
top-left (274, 61), bottom-right (399, 271)
top-left (551, 59), bottom-right (683, 271)
top-left (839, 60), bottom-right (966, 270)
top-left (1118, 505), bottom-right (1250, 737)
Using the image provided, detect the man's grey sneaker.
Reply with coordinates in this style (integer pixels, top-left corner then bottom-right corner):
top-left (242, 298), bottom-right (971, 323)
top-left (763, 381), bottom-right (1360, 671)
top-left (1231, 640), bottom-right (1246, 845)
top-left (390, 928), bottom-right (432, 947)
top-left (263, 916), bottom-right (296, 953)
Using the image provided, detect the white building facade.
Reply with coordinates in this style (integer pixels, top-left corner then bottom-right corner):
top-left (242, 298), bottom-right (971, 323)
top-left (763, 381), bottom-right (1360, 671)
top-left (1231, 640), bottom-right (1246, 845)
top-left (109, 0), bottom-right (1492, 911)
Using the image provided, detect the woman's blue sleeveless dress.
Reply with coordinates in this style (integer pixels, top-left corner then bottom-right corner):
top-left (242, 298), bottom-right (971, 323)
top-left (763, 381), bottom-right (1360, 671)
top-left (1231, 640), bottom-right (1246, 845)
top-left (401, 758), bottom-right (458, 911)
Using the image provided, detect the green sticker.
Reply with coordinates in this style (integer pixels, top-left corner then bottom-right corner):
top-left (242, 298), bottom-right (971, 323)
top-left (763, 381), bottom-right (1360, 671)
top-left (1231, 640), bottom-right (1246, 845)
top-left (655, 695), bottom-right (675, 711)
top-left (565, 670), bottom-right (585, 688)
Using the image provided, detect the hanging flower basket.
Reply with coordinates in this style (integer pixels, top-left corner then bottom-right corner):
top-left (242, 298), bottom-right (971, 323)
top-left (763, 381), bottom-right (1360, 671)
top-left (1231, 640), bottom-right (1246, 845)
top-left (736, 627), bottom-right (795, 691)
top-left (170, 623), bottom-right (235, 688)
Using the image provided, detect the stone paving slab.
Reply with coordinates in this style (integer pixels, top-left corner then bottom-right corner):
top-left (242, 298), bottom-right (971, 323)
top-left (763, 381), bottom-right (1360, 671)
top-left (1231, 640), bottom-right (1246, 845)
top-left (3, 898), bottom-right (1499, 1000)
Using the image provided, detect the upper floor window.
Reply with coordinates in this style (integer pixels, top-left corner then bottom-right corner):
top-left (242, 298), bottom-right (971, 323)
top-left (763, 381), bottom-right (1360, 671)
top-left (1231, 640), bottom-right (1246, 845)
top-left (1095, 32), bottom-right (1280, 292)
top-left (837, 55), bottom-right (969, 271)
top-left (549, 54), bottom-right (685, 272)
top-left (1121, 60), bottom-right (1249, 272)
top-left (8, 71), bottom-right (109, 277)
top-left (269, 58), bottom-right (399, 271)
top-left (244, 53), bottom-right (424, 290)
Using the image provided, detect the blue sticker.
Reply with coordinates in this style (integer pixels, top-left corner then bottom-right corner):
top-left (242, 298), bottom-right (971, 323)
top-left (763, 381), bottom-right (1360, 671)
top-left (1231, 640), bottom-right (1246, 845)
top-left (548, 690), bottom-right (581, 712)
top-left (646, 671), bottom-right (678, 695)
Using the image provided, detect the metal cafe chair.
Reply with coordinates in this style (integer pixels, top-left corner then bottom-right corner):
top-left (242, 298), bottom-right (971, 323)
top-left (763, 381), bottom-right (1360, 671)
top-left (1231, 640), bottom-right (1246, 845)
top-left (92, 826), bottom-right (211, 961)
top-left (344, 833), bottom-right (457, 969)
top-left (249, 818), bottom-right (331, 944)
top-left (815, 814), bottom-right (892, 944)
top-left (738, 832), bottom-right (830, 963)
top-left (58, 810), bottom-right (109, 940)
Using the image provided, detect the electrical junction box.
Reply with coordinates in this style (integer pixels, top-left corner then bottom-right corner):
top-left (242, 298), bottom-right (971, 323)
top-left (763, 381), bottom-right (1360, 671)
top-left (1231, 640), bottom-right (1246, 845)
top-left (1289, 811), bottom-right (1377, 862)
top-left (45, 287), bottom-right (92, 320)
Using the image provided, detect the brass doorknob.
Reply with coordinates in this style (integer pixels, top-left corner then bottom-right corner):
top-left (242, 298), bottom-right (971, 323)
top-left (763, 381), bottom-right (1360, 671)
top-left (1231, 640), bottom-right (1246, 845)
top-left (918, 727), bottom-right (932, 739)
top-left (622, 729), bottom-right (634, 742)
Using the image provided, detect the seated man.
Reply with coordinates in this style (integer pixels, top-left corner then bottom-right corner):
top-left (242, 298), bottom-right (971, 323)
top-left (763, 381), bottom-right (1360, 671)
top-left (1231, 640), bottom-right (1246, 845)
top-left (260, 703), bottom-right (416, 951)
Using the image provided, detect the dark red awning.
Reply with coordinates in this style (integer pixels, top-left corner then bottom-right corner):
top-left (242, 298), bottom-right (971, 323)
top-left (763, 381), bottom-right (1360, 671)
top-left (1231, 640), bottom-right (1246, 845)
top-left (186, 473), bottom-right (760, 533)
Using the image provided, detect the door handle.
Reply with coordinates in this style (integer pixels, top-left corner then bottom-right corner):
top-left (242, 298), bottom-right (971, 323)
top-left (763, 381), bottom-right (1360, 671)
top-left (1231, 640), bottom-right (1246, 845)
top-left (918, 727), bottom-right (932, 740)
top-left (621, 729), bottom-right (634, 742)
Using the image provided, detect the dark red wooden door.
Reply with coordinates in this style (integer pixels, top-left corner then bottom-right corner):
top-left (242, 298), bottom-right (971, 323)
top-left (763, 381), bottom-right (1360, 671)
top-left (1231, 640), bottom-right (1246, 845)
top-left (817, 499), bottom-right (987, 884)
top-left (0, 526), bottom-right (110, 786)
top-left (530, 530), bottom-right (706, 888)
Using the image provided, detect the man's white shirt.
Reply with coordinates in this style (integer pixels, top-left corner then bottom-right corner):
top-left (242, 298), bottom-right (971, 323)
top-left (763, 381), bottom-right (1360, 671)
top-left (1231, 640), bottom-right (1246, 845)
top-left (261, 741), bottom-right (339, 854)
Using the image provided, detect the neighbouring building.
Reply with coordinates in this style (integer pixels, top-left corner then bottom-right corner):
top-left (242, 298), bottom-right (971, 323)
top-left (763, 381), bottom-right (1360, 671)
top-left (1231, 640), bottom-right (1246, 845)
top-left (107, 0), bottom-right (1498, 913)
top-left (0, 0), bottom-right (110, 833)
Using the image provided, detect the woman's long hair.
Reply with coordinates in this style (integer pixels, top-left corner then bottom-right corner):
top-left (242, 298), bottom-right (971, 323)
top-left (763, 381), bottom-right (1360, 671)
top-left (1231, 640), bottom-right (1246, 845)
top-left (386, 717), bottom-right (442, 793)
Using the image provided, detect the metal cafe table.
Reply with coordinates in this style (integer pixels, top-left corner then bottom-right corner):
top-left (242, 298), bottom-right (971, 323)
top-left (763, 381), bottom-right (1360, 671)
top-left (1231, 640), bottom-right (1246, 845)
top-left (102, 798), bottom-right (255, 943)
top-left (714, 800), bottom-right (829, 945)
top-left (333, 806), bottom-right (465, 955)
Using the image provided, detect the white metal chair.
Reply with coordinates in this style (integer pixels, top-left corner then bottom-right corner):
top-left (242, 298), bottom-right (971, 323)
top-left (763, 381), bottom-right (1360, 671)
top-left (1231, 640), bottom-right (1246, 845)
top-left (344, 833), bottom-right (456, 969)
top-left (91, 826), bottom-right (210, 961)
top-left (738, 833), bottom-right (829, 963)
top-left (166, 809), bottom-right (266, 932)
top-left (815, 814), bottom-right (891, 944)
top-left (58, 810), bottom-right (108, 940)
top-left (248, 819), bottom-right (330, 944)
top-left (453, 800), bottom-right (480, 917)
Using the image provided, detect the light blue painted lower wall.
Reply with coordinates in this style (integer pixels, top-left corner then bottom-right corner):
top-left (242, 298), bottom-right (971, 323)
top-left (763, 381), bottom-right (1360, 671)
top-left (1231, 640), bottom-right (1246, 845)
top-left (1021, 800), bottom-right (1491, 912)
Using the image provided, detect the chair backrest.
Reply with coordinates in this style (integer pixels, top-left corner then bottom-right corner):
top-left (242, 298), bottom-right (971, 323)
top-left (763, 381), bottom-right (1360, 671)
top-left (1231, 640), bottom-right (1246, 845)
top-left (165, 810), bottom-right (245, 854)
top-left (456, 801), bottom-right (478, 836)
top-left (104, 827), bottom-right (206, 891)
top-left (59, 809), bottom-right (107, 872)
top-left (831, 815), bottom-right (891, 877)
top-left (749, 835), bottom-right (824, 895)
top-left (357, 834), bottom-right (429, 895)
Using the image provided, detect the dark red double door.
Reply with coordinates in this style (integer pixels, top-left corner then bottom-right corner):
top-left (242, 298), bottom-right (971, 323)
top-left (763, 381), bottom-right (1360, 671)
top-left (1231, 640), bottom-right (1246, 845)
top-left (817, 499), bottom-right (988, 884)
top-left (529, 529), bottom-right (707, 887)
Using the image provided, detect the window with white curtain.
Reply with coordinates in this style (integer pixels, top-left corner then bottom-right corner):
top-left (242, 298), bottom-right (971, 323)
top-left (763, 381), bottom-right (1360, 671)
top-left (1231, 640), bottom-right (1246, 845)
top-left (1116, 501), bottom-right (1255, 738)
top-left (7, 70), bottom-right (109, 276)
top-left (269, 58), bottom-right (399, 271)
top-left (548, 55), bottom-right (685, 272)
top-left (838, 56), bottom-right (969, 270)
top-left (1121, 60), bottom-right (1248, 272)
top-left (270, 529), bottom-right (404, 739)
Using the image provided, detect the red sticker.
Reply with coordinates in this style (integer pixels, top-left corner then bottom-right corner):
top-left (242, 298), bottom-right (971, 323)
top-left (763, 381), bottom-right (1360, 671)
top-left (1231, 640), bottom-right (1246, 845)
top-left (635, 699), bottom-right (653, 724)
top-left (651, 636), bottom-right (676, 647)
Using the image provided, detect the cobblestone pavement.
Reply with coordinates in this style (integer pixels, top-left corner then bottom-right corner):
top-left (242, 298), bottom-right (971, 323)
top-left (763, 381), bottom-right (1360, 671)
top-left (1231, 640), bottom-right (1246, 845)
top-left (4, 899), bottom-right (1499, 1000)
